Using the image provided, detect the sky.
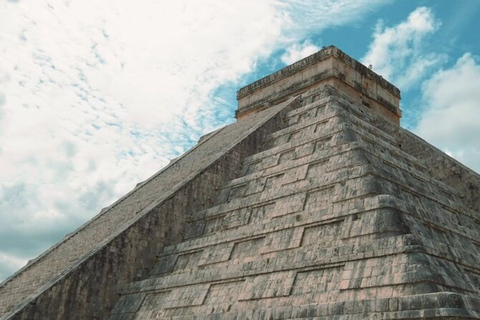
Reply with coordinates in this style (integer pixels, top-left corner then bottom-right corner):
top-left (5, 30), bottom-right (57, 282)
top-left (0, 0), bottom-right (479, 282)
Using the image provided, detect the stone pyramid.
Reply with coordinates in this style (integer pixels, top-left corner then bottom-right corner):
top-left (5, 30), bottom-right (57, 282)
top-left (1, 46), bottom-right (479, 319)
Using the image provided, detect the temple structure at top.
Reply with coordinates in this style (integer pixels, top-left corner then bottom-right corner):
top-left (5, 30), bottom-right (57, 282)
top-left (236, 46), bottom-right (401, 124)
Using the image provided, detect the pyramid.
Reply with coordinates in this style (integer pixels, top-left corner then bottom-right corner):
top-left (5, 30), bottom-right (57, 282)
top-left (1, 46), bottom-right (479, 319)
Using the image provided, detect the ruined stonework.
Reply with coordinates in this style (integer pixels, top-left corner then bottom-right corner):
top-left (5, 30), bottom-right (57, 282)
top-left (1, 46), bottom-right (479, 319)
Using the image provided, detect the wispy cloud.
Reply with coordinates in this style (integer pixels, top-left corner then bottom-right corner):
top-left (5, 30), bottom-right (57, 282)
top-left (0, 0), bottom-right (286, 278)
top-left (283, 0), bottom-right (393, 34)
top-left (0, 0), bottom-right (392, 281)
top-left (362, 7), bottom-right (446, 89)
top-left (415, 53), bottom-right (480, 173)
top-left (281, 40), bottom-right (321, 65)
top-left (0, 253), bottom-right (27, 282)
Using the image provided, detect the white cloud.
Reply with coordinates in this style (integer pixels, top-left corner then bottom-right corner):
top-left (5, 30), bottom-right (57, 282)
top-left (0, 253), bottom-right (27, 282)
top-left (0, 0), bottom-right (287, 274)
top-left (415, 53), bottom-right (480, 173)
top-left (0, 0), bottom-right (391, 281)
top-left (281, 40), bottom-right (321, 65)
top-left (362, 7), bottom-right (446, 89)
top-left (283, 0), bottom-right (393, 34)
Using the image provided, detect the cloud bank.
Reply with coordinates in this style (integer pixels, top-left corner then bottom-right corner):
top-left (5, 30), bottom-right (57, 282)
top-left (362, 7), bottom-right (446, 89)
top-left (416, 53), bottom-right (480, 172)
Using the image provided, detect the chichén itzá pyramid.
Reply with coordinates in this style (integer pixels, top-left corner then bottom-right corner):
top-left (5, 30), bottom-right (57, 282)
top-left (0, 46), bottom-right (479, 319)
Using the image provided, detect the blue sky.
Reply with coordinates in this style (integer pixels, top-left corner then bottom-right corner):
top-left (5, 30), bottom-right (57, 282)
top-left (0, 0), bottom-right (479, 281)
